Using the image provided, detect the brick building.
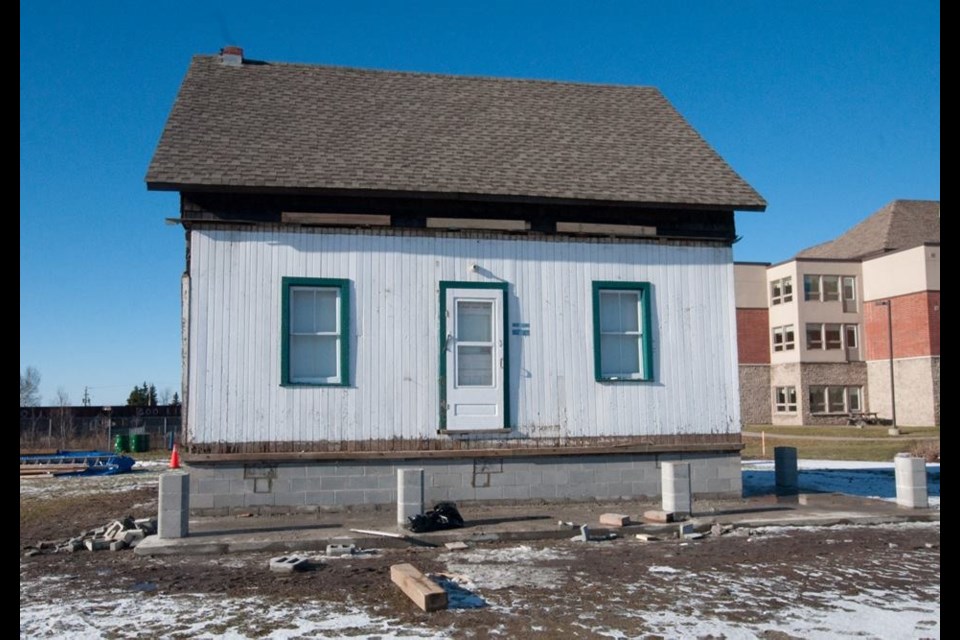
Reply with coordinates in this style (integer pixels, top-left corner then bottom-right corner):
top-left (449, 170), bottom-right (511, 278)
top-left (736, 200), bottom-right (940, 426)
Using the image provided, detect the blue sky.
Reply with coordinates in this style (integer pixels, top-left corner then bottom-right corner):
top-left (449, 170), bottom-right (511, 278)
top-left (20, 1), bottom-right (939, 406)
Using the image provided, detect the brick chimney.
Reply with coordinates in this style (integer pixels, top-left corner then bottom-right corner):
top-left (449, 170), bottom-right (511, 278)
top-left (220, 46), bottom-right (244, 67)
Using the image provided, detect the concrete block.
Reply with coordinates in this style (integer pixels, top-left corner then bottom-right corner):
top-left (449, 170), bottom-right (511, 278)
top-left (122, 530), bottom-right (146, 547)
top-left (895, 455), bottom-right (929, 509)
top-left (159, 473), bottom-right (190, 539)
top-left (242, 492), bottom-right (276, 507)
top-left (362, 489), bottom-right (396, 505)
top-left (273, 493), bottom-right (307, 507)
top-left (445, 541), bottom-right (469, 551)
top-left (213, 493), bottom-right (245, 509)
top-left (430, 473), bottom-right (463, 488)
top-left (269, 555), bottom-right (309, 573)
top-left (190, 493), bottom-right (214, 510)
top-left (643, 510), bottom-right (676, 523)
top-left (109, 540), bottom-right (126, 551)
top-left (635, 533), bottom-right (660, 542)
top-left (275, 465), bottom-right (307, 479)
top-left (473, 485), bottom-right (504, 500)
top-left (363, 464), bottom-right (394, 476)
top-left (527, 483), bottom-right (558, 499)
top-left (599, 513), bottom-right (631, 527)
top-left (303, 492), bottom-right (339, 507)
top-left (661, 462), bottom-right (692, 516)
top-left (197, 478), bottom-right (232, 495)
top-left (134, 518), bottom-right (157, 534)
top-left (774, 447), bottom-right (799, 496)
top-left (84, 538), bottom-right (110, 551)
top-left (326, 544), bottom-right (356, 557)
top-left (500, 485), bottom-right (532, 500)
top-left (446, 487), bottom-right (478, 502)
top-left (333, 490), bottom-right (367, 505)
top-left (397, 469), bottom-right (425, 526)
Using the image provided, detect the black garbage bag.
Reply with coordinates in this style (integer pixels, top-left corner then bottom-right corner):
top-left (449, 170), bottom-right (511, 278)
top-left (407, 501), bottom-right (465, 533)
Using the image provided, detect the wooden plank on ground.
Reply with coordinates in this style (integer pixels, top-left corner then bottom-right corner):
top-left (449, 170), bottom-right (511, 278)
top-left (390, 563), bottom-right (448, 612)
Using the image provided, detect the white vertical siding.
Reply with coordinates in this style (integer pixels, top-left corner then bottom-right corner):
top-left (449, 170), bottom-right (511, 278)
top-left (188, 227), bottom-right (741, 443)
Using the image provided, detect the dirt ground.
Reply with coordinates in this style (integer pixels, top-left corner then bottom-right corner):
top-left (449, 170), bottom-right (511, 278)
top-left (21, 471), bottom-right (940, 639)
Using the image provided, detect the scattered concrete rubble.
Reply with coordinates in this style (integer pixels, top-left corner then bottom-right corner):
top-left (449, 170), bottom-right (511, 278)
top-left (269, 555), bottom-right (311, 573)
top-left (325, 544), bottom-right (357, 557)
top-left (23, 516), bottom-right (156, 557)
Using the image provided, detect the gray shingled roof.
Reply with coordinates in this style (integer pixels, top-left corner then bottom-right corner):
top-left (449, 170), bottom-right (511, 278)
top-left (797, 200), bottom-right (940, 260)
top-left (146, 55), bottom-right (765, 210)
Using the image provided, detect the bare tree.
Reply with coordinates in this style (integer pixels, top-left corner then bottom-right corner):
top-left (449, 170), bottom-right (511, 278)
top-left (54, 387), bottom-right (72, 447)
top-left (20, 366), bottom-right (41, 407)
top-left (159, 387), bottom-right (173, 405)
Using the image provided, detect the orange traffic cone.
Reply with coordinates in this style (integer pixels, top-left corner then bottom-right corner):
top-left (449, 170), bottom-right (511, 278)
top-left (169, 443), bottom-right (181, 470)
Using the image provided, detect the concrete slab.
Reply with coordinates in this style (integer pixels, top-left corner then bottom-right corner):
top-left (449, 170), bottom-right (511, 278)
top-left (134, 493), bottom-right (938, 556)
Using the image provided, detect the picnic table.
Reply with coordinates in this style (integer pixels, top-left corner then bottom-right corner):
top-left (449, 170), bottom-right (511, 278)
top-left (846, 411), bottom-right (880, 427)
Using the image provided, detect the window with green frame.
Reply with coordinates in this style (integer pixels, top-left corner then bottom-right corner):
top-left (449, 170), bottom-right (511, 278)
top-left (281, 277), bottom-right (350, 386)
top-left (592, 281), bottom-right (653, 381)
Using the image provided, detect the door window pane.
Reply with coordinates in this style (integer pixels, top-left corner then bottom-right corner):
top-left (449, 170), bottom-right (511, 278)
top-left (457, 300), bottom-right (492, 342)
top-left (457, 346), bottom-right (493, 386)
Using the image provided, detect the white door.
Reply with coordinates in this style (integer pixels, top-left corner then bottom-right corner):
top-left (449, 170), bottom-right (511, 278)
top-left (443, 287), bottom-right (505, 430)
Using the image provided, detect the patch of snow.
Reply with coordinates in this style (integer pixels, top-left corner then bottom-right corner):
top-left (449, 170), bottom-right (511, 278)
top-left (647, 565), bottom-right (681, 574)
top-left (439, 545), bottom-right (570, 591)
top-left (19, 591), bottom-right (450, 639)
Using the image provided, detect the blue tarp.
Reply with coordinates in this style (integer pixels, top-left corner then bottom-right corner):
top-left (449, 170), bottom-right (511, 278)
top-left (20, 450), bottom-right (136, 476)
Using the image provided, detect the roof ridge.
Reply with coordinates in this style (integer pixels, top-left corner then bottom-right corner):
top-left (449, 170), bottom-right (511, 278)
top-left (192, 54), bottom-right (663, 92)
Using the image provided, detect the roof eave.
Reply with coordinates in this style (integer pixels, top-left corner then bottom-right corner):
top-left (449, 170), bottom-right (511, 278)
top-left (145, 180), bottom-right (767, 212)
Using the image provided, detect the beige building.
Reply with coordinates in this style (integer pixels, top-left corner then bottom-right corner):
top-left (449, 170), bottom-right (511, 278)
top-left (736, 200), bottom-right (940, 426)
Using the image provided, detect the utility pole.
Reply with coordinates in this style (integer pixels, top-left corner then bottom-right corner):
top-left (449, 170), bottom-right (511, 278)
top-left (82, 387), bottom-right (91, 407)
top-left (875, 300), bottom-right (899, 436)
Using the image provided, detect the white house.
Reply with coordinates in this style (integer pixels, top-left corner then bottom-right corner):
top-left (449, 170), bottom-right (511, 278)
top-left (147, 48), bottom-right (766, 511)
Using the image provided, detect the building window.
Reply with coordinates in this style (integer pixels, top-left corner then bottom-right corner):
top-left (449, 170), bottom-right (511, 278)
top-left (842, 276), bottom-right (857, 303)
top-left (803, 274), bottom-right (820, 301)
top-left (848, 387), bottom-right (862, 412)
top-left (592, 282), bottom-right (652, 381)
top-left (281, 277), bottom-right (350, 386)
top-left (809, 386), bottom-right (863, 414)
top-left (806, 323), bottom-right (823, 350)
top-left (772, 325), bottom-right (795, 352)
top-left (824, 324), bottom-right (842, 349)
top-left (775, 386), bottom-right (797, 412)
top-left (770, 277), bottom-right (793, 305)
top-left (803, 274), bottom-right (855, 303)
top-left (844, 325), bottom-right (858, 349)
top-left (822, 276), bottom-right (840, 301)
top-left (806, 323), bottom-right (859, 351)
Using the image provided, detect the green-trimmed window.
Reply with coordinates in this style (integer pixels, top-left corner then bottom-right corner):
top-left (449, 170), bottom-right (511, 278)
top-left (592, 281), bottom-right (653, 382)
top-left (281, 277), bottom-right (350, 386)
